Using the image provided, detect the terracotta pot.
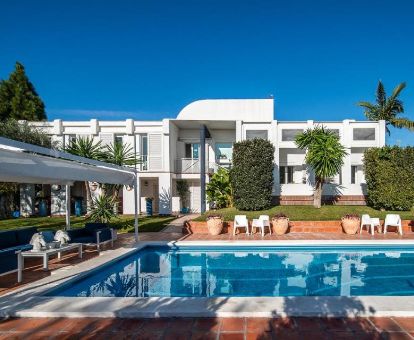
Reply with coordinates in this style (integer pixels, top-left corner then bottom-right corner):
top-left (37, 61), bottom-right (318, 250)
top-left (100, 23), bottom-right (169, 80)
top-left (271, 218), bottom-right (289, 235)
top-left (207, 217), bottom-right (223, 235)
top-left (341, 217), bottom-right (360, 234)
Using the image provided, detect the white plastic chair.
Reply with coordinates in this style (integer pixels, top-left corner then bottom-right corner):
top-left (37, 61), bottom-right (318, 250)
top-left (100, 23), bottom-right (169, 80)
top-left (234, 215), bottom-right (249, 235)
top-left (360, 214), bottom-right (380, 235)
top-left (384, 214), bottom-right (403, 235)
top-left (256, 215), bottom-right (272, 236)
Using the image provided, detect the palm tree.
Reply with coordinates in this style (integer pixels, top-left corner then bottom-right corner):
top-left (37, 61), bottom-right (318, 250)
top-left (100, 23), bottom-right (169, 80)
top-left (295, 126), bottom-right (347, 208)
top-left (101, 142), bottom-right (139, 203)
top-left (358, 81), bottom-right (414, 135)
top-left (64, 136), bottom-right (104, 212)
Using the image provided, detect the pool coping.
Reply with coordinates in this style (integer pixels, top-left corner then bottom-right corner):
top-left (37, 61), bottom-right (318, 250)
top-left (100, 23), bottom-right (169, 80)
top-left (1, 239), bottom-right (414, 318)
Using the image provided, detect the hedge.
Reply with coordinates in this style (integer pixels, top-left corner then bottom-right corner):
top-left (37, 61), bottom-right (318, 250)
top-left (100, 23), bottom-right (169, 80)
top-left (230, 138), bottom-right (275, 210)
top-left (364, 146), bottom-right (414, 211)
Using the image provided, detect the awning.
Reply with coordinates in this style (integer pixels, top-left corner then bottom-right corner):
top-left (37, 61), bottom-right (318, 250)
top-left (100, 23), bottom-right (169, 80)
top-left (0, 136), bottom-right (135, 186)
top-left (0, 148), bottom-right (135, 185)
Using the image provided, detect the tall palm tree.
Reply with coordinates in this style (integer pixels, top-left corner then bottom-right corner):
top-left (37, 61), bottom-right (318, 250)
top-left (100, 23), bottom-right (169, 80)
top-left (64, 136), bottom-right (104, 212)
top-left (101, 142), bottom-right (139, 203)
top-left (358, 81), bottom-right (414, 135)
top-left (295, 126), bottom-right (347, 208)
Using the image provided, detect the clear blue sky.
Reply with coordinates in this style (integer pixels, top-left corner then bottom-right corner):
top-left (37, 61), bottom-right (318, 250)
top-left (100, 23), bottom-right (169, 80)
top-left (1, 0), bottom-right (414, 145)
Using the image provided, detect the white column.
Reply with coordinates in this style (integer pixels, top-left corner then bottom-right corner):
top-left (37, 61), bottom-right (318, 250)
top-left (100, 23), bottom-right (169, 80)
top-left (236, 120), bottom-right (243, 142)
top-left (270, 120), bottom-right (280, 196)
top-left (20, 184), bottom-right (35, 217)
top-left (65, 185), bottom-right (71, 229)
top-left (134, 176), bottom-right (139, 242)
top-left (342, 120), bottom-right (352, 189)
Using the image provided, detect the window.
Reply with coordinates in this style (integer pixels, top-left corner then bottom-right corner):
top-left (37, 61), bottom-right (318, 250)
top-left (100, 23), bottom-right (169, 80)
top-left (185, 143), bottom-right (200, 159)
top-left (280, 166), bottom-right (294, 184)
top-left (215, 143), bottom-right (233, 162)
top-left (64, 134), bottom-right (76, 146)
top-left (281, 129), bottom-right (303, 141)
top-left (353, 128), bottom-right (375, 141)
top-left (140, 135), bottom-right (148, 170)
top-left (351, 165), bottom-right (357, 184)
top-left (246, 130), bottom-right (268, 140)
top-left (114, 134), bottom-right (123, 145)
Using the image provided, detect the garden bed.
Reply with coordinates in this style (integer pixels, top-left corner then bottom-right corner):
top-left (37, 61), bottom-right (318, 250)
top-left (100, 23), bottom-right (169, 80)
top-left (185, 219), bottom-right (414, 234)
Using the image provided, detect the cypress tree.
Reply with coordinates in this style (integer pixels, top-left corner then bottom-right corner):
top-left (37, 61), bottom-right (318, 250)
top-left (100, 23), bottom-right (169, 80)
top-left (0, 62), bottom-right (46, 121)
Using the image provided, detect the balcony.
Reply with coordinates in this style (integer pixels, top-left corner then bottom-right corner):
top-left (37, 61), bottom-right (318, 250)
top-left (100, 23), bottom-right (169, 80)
top-left (175, 158), bottom-right (221, 174)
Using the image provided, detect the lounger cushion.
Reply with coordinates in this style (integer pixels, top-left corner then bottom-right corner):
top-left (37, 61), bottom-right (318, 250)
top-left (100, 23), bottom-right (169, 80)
top-left (0, 231), bottom-right (18, 249)
top-left (41, 230), bottom-right (55, 243)
top-left (70, 236), bottom-right (95, 244)
top-left (15, 227), bottom-right (38, 244)
top-left (85, 223), bottom-right (108, 233)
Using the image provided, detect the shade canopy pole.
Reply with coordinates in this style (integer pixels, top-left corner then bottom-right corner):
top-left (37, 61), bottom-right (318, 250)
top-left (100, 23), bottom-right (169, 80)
top-left (65, 185), bottom-right (71, 230)
top-left (133, 134), bottom-right (139, 243)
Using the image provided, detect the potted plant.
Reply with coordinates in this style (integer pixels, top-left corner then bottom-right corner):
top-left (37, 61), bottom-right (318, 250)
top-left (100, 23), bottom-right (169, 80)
top-left (145, 197), bottom-right (154, 216)
top-left (271, 213), bottom-right (289, 235)
top-left (176, 180), bottom-right (190, 214)
top-left (341, 214), bottom-right (360, 234)
top-left (206, 214), bottom-right (224, 235)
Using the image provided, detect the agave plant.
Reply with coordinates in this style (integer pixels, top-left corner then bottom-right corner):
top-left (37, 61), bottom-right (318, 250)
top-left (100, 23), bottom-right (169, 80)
top-left (89, 194), bottom-right (117, 223)
top-left (358, 81), bottom-right (414, 135)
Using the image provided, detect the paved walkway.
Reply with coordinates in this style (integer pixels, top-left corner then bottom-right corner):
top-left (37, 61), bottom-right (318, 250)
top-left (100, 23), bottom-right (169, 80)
top-left (161, 214), bottom-right (200, 233)
top-left (0, 316), bottom-right (413, 339)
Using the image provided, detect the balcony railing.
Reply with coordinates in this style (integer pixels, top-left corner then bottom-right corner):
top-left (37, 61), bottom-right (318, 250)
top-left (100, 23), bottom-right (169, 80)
top-left (176, 158), bottom-right (201, 174)
top-left (139, 155), bottom-right (148, 171)
top-left (175, 158), bottom-right (230, 174)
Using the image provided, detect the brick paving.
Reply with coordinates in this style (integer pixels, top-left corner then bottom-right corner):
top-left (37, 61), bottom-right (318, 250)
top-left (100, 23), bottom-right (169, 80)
top-left (2, 227), bottom-right (414, 338)
top-left (0, 316), bottom-right (413, 339)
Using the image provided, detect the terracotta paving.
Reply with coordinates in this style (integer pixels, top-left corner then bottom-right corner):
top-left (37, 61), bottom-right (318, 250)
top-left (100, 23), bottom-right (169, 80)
top-left (2, 229), bottom-right (414, 338)
top-left (0, 316), bottom-right (413, 339)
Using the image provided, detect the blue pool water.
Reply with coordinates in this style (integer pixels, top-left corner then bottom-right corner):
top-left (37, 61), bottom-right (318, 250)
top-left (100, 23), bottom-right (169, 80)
top-left (48, 245), bottom-right (414, 297)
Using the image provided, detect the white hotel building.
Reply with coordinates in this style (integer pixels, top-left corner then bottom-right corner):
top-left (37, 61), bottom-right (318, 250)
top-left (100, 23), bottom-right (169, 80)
top-left (28, 98), bottom-right (386, 216)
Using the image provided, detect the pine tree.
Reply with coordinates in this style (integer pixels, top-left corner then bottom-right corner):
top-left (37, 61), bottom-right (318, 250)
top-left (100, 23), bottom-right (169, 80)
top-left (0, 62), bottom-right (46, 121)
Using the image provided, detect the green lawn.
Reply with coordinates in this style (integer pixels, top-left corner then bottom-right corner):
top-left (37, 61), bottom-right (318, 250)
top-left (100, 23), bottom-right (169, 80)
top-left (0, 215), bottom-right (176, 233)
top-left (196, 206), bottom-right (414, 221)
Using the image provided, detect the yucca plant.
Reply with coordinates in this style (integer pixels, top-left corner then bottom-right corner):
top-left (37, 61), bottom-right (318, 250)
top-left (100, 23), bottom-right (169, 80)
top-left (101, 142), bottom-right (140, 207)
top-left (89, 194), bottom-right (117, 223)
top-left (358, 81), bottom-right (414, 135)
top-left (64, 136), bottom-right (104, 212)
top-left (295, 126), bottom-right (347, 208)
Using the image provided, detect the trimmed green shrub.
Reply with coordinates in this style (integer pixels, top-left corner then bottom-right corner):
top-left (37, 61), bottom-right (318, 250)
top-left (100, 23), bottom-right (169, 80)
top-left (364, 146), bottom-right (414, 211)
top-left (230, 138), bottom-right (275, 210)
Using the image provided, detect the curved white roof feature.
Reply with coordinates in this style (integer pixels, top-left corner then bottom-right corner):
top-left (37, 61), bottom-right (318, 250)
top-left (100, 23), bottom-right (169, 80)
top-left (177, 99), bottom-right (274, 122)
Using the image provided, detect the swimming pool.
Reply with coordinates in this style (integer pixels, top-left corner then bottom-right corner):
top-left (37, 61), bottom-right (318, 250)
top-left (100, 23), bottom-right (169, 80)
top-left (48, 245), bottom-right (414, 297)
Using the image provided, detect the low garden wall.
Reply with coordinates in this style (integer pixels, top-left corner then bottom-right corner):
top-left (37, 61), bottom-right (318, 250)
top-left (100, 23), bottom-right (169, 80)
top-left (185, 220), bottom-right (414, 234)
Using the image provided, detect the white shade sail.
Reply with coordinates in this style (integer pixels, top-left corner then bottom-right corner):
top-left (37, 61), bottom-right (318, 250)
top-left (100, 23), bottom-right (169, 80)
top-left (0, 148), bottom-right (135, 185)
top-left (0, 137), bottom-right (136, 186)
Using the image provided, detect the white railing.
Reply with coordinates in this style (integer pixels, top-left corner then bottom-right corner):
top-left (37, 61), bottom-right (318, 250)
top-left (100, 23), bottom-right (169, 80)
top-left (139, 155), bottom-right (148, 171)
top-left (175, 158), bottom-right (229, 174)
top-left (175, 158), bottom-right (201, 174)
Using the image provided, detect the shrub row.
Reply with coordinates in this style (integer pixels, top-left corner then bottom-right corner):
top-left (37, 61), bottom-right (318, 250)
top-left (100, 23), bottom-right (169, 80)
top-left (364, 146), bottom-right (414, 211)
